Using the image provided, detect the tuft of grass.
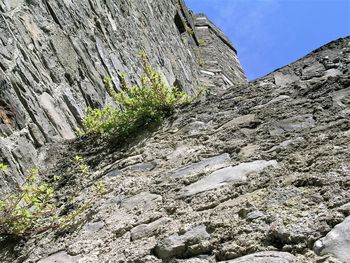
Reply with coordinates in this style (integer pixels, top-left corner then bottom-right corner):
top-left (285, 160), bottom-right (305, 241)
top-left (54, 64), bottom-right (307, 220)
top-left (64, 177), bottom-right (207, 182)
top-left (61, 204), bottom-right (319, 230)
top-left (198, 39), bottom-right (207, 46)
top-left (194, 48), bottom-right (205, 67)
top-left (73, 155), bottom-right (90, 176)
top-left (196, 85), bottom-right (209, 98)
top-left (185, 24), bottom-right (194, 35)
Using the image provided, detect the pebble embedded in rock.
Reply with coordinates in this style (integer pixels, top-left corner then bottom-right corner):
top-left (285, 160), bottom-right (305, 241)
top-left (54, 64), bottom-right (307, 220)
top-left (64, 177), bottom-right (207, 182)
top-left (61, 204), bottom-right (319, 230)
top-left (37, 251), bottom-right (80, 263)
top-left (130, 217), bottom-right (171, 241)
top-left (314, 216), bottom-right (350, 261)
top-left (155, 225), bottom-right (210, 259)
top-left (218, 251), bottom-right (295, 263)
top-left (121, 192), bottom-right (163, 211)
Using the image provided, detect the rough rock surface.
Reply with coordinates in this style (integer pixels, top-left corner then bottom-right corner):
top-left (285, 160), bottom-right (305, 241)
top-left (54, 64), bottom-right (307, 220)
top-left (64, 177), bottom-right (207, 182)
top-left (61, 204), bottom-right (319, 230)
top-left (0, 35), bottom-right (347, 263)
top-left (0, 0), bottom-right (350, 263)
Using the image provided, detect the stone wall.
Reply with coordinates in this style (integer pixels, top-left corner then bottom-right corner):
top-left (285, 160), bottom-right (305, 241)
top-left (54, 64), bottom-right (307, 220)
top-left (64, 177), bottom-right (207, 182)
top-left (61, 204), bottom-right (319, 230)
top-left (194, 14), bottom-right (246, 89)
top-left (2, 36), bottom-right (349, 263)
top-left (0, 0), bottom-right (246, 193)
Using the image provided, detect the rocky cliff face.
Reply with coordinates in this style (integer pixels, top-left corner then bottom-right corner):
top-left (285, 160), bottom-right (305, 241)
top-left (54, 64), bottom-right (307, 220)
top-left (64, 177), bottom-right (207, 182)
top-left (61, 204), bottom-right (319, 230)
top-left (0, 0), bottom-right (246, 195)
top-left (1, 1), bottom-right (350, 263)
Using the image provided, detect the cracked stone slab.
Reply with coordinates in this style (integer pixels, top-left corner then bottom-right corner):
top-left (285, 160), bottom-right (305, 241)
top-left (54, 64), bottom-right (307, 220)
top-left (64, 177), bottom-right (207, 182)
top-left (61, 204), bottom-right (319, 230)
top-left (254, 95), bottom-right (291, 109)
top-left (274, 72), bottom-right (299, 86)
top-left (37, 251), bottom-right (80, 263)
top-left (84, 221), bottom-right (104, 234)
top-left (175, 257), bottom-right (212, 262)
top-left (130, 217), bottom-right (172, 241)
top-left (270, 114), bottom-right (315, 136)
top-left (180, 160), bottom-right (278, 196)
top-left (123, 162), bottom-right (156, 172)
top-left (171, 153), bottom-right (231, 178)
top-left (217, 114), bottom-right (259, 131)
top-left (154, 224), bottom-right (210, 259)
top-left (219, 251), bottom-right (295, 263)
top-left (332, 87), bottom-right (350, 108)
top-left (314, 215), bottom-right (350, 261)
top-left (302, 62), bottom-right (325, 76)
top-left (121, 192), bottom-right (163, 211)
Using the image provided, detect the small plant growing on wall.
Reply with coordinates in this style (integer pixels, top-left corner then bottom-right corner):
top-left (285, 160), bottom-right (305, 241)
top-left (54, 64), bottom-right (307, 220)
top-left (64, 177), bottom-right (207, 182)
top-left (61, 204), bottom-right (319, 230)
top-left (194, 47), bottom-right (205, 66)
top-left (0, 162), bottom-right (8, 172)
top-left (0, 167), bottom-right (92, 240)
top-left (0, 168), bottom-right (55, 238)
top-left (78, 51), bottom-right (191, 139)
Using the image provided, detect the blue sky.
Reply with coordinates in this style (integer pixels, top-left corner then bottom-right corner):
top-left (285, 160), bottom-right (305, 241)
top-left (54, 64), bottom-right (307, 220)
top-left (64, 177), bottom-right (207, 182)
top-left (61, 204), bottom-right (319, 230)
top-left (185, 0), bottom-right (350, 80)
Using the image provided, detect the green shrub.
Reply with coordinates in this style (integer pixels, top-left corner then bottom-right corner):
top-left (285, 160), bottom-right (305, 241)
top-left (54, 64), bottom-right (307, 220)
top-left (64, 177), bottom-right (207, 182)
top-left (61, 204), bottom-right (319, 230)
top-left (0, 163), bottom-right (8, 172)
top-left (78, 52), bottom-right (191, 138)
top-left (94, 180), bottom-right (108, 196)
top-left (0, 168), bottom-right (56, 238)
top-left (73, 155), bottom-right (90, 176)
top-left (0, 167), bottom-right (93, 239)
